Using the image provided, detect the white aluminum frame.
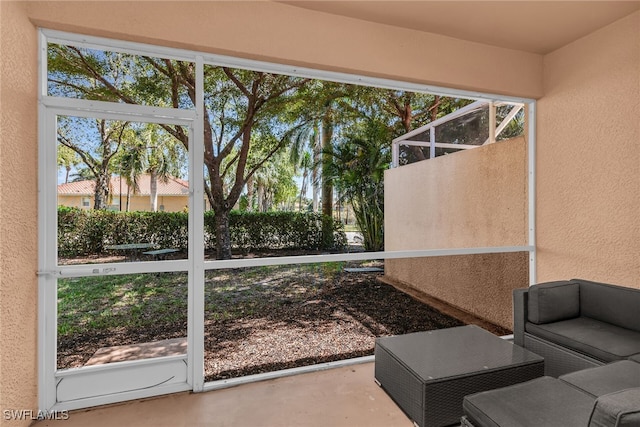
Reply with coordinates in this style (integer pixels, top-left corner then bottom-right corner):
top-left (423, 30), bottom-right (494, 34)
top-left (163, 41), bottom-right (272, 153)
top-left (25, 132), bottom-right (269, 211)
top-left (40, 105), bottom-right (197, 412)
top-left (40, 30), bottom-right (202, 411)
top-left (38, 28), bottom-right (537, 411)
top-left (391, 100), bottom-right (525, 167)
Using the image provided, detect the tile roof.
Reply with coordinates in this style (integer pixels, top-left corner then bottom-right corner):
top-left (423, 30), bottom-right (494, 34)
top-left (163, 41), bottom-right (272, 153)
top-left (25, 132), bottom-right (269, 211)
top-left (57, 175), bottom-right (189, 196)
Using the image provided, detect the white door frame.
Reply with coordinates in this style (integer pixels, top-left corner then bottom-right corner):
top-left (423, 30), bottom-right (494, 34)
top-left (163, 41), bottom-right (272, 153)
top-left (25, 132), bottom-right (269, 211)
top-left (38, 35), bottom-right (203, 408)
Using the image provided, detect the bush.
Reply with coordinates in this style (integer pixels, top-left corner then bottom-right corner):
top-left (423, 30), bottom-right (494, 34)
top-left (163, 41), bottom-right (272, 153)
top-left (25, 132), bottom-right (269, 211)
top-left (206, 211), bottom-right (346, 253)
top-left (58, 207), bottom-right (346, 257)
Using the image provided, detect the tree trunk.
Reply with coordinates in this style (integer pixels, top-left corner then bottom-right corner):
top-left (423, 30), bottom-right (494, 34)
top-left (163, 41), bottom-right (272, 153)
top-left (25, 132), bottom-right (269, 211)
top-left (150, 169), bottom-right (158, 212)
top-left (214, 208), bottom-right (232, 260)
top-left (246, 175), bottom-right (255, 211)
top-left (321, 112), bottom-right (333, 218)
top-left (257, 182), bottom-right (265, 213)
top-left (93, 173), bottom-right (110, 210)
top-left (299, 170), bottom-right (307, 212)
top-left (311, 124), bottom-right (320, 213)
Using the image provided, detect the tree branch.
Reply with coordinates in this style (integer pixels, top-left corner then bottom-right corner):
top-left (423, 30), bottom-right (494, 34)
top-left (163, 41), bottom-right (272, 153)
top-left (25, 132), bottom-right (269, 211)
top-left (70, 46), bottom-right (137, 104)
top-left (222, 67), bottom-right (251, 98)
top-left (221, 152), bottom-right (240, 178)
top-left (57, 132), bottom-right (99, 176)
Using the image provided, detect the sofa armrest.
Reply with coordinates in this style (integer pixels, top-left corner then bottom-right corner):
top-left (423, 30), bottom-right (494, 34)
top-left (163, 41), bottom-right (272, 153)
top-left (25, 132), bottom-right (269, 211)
top-left (588, 388), bottom-right (640, 427)
top-left (513, 288), bottom-right (528, 347)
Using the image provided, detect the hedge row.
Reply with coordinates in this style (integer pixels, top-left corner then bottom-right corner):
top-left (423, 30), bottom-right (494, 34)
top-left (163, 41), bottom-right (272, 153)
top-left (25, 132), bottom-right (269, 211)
top-left (58, 207), bottom-right (346, 257)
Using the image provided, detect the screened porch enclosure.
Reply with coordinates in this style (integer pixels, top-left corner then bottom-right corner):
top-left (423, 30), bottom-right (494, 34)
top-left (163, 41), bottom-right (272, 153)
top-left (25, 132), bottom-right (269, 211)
top-left (38, 29), bottom-right (535, 413)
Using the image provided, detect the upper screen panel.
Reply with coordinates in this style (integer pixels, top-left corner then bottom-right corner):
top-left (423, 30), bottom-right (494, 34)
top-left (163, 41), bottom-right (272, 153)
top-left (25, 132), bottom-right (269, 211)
top-left (47, 43), bottom-right (195, 110)
top-left (57, 115), bottom-right (190, 265)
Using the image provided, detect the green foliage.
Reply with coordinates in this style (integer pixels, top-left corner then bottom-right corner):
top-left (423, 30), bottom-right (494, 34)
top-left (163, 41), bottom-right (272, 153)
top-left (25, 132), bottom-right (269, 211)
top-left (205, 211), bottom-right (346, 253)
top-left (58, 207), bottom-right (345, 257)
top-left (57, 206), bottom-right (188, 256)
top-left (325, 118), bottom-right (390, 251)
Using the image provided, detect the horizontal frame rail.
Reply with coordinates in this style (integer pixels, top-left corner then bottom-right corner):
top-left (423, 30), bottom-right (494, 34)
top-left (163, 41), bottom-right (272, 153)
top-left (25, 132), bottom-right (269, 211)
top-left (203, 246), bottom-right (534, 270)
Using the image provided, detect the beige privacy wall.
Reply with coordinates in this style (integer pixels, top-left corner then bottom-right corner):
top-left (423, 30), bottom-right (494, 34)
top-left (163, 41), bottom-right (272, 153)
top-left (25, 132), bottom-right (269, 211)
top-left (384, 137), bottom-right (528, 329)
top-left (536, 11), bottom-right (640, 288)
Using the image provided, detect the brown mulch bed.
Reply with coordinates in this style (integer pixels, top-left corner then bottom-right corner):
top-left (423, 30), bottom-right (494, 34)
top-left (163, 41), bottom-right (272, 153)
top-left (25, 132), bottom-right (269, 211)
top-left (57, 257), bottom-right (507, 382)
top-left (203, 264), bottom-right (467, 381)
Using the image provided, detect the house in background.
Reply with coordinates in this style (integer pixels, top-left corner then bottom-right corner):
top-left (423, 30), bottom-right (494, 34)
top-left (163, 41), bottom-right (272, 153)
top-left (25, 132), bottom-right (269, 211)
top-left (57, 174), bottom-right (189, 212)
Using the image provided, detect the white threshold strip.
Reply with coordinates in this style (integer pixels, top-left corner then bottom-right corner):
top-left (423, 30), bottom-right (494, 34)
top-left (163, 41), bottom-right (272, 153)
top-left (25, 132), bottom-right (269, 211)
top-left (203, 356), bottom-right (375, 392)
top-left (203, 337), bottom-right (516, 393)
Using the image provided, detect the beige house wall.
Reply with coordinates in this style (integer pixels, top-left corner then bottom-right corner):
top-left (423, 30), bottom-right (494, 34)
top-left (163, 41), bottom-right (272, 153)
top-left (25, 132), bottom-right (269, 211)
top-left (384, 137), bottom-right (528, 329)
top-left (1, 1), bottom-right (637, 422)
top-left (0, 1), bottom-right (39, 423)
top-left (24, 1), bottom-right (543, 99)
top-left (57, 195), bottom-right (189, 212)
top-left (537, 11), bottom-right (640, 288)
top-left (57, 195), bottom-right (86, 210)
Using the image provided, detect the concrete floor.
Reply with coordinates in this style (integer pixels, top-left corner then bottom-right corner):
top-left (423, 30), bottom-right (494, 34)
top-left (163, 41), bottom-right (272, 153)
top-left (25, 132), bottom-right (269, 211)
top-left (34, 362), bottom-right (414, 427)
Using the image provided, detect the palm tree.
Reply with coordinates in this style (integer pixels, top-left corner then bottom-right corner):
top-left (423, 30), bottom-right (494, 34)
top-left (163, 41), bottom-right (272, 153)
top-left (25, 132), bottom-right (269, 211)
top-left (324, 117), bottom-right (391, 251)
top-left (57, 117), bottom-right (129, 210)
top-left (290, 122), bottom-right (321, 212)
top-left (117, 124), bottom-right (185, 212)
top-left (57, 145), bottom-right (80, 184)
top-left (297, 151), bottom-right (313, 211)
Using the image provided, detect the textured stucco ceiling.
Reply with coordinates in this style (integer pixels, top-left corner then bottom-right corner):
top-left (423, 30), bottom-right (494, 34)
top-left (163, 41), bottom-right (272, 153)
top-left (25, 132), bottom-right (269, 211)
top-left (279, 1), bottom-right (640, 54)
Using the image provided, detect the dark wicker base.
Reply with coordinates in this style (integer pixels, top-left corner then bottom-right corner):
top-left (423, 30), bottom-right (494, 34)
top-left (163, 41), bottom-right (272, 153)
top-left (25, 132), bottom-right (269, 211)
top-left (375, 327), bottom-right (544, 427)
top-left (524, 333), bottom-right (603, 377)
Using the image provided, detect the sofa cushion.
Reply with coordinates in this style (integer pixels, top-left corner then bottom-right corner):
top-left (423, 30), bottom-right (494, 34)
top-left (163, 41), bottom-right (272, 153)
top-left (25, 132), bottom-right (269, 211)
top-left (528, 281), bottom-right (580, 324)
top-left (526, 317), bottom-right (640, 362)
top-left (560, 361), bottom-right (640, 397)
top-left (463, 376), bottom-right (594, 427)
top-left (629, 354), bottom-right (640, 364)
top-left (576, 279), bottom-right (640, 333)
top-left (588, 388), bottom-right (640, 427)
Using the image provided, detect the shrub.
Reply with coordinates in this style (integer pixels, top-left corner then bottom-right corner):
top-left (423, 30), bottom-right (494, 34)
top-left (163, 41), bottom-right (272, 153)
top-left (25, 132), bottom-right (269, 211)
top-left (58, 207), bottom-right (345, 257)
top-left (207, 210), bottom-right (346, 252)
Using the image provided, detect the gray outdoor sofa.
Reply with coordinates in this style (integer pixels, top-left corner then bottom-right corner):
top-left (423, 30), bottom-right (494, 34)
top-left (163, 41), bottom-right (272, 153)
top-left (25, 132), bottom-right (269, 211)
top-left (462, 360), bottom-right (640, 427)
top-left (461, 279), bottom-right (640, 427)
top-left (514, 279), bottom-right (640, 377)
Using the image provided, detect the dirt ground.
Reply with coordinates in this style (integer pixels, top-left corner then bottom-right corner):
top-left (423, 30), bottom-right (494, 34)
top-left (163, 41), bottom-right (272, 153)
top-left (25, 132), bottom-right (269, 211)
top-left (57, 256), bottom-right (506, 382)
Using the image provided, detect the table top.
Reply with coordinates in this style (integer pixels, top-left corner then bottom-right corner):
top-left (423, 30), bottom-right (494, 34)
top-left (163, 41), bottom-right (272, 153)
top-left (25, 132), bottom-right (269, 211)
top-left (104, 243), bottom-right (154, 250)
top-left (376, 325), bottom-right (543, 382)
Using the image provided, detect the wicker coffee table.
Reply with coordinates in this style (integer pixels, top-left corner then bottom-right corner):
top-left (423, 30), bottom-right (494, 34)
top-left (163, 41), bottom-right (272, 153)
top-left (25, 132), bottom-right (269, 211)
top-left (375, 325), bottom-right (544, 427)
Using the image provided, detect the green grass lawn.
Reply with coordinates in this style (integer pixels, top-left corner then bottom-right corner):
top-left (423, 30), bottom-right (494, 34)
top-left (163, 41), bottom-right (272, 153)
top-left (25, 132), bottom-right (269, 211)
top-left (57, 262), bottom-right (348, 339)
top-left (57, 272), bottom-right (189, 337)
top-left (55, 259), bottom-right (471, 379)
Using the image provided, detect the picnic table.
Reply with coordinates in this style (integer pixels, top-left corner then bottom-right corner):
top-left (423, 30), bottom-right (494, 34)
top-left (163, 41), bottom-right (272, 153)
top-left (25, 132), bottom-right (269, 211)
top-left (142, 248), bottom-right (180, 260)
top-left (104, 243), bottom-right (154, 261)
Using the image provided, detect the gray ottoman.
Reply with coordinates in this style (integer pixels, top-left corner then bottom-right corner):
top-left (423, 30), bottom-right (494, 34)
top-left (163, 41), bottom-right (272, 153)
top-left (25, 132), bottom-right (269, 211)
top-left (463, 376), bottom-right (594, 427)
top-left (559, 360), bottom-right (640, 397)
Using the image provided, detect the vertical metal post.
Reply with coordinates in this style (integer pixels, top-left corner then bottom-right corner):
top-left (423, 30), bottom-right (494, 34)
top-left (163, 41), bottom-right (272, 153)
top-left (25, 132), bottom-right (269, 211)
top-left (38, 30), bottom-right (60, 412)
top-left (189, 55), bottom-right (205, 392)
top-left (527, 102), bottom-right (537, 285)
top-left (392, 142), bottom-right (399, 168)
top-left (429, 126), bottom-right (435, 159)
top-left (488, 101), bottom-right (496, 144)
